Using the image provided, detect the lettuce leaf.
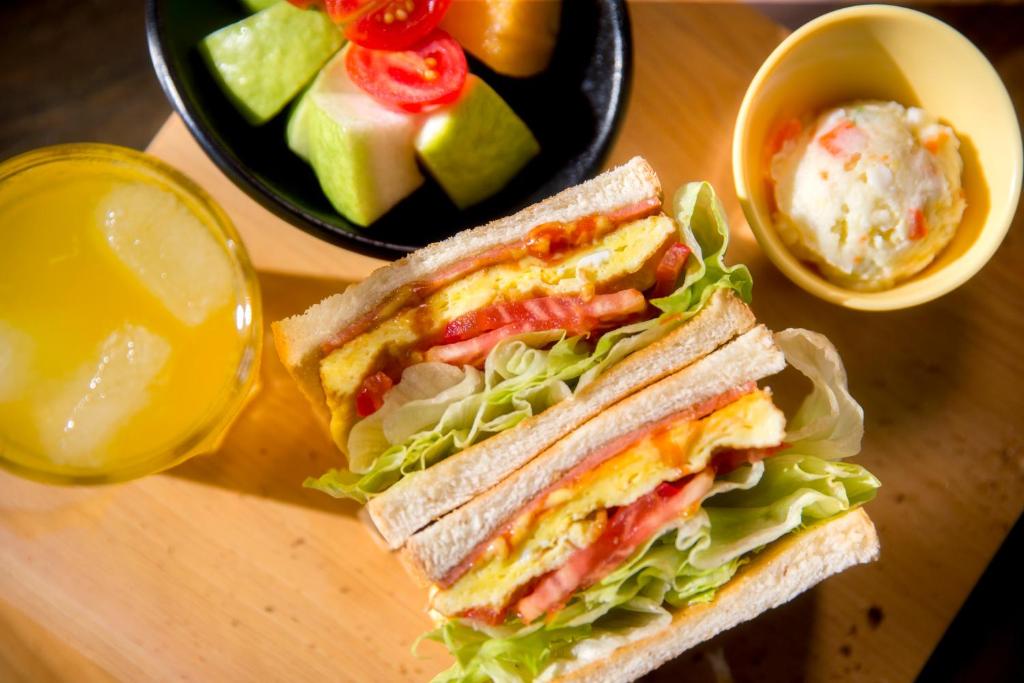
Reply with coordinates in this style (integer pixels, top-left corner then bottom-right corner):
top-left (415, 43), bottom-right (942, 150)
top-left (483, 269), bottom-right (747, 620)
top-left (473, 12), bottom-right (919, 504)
top-left (649, 181), bottom-right (752, 315)
top-left (573, 181), bottom-right (753, 389)
top-left (691, 456), bottom-right (878, 570)
top-left (423, 322), bottom-right (878, 682)
top-left (308, 182), bottom-right (752, 502)
top-left (425, 455), bottom-right (879, 683)
top-left (306, 333), bottom-right (586, 503)
top-left (775, 329), bottom-right (864, 460)
top-left (346, 363), bottom-right (481, 473)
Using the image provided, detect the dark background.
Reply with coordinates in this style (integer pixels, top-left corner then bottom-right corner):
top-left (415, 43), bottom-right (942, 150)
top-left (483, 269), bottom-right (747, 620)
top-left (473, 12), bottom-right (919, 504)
top-left (0, 1), bottom-right (1020, 681)
top-left (0, 0), bottom-right (168, 159)
top-left (4, 1), bottom-right (1024, 160)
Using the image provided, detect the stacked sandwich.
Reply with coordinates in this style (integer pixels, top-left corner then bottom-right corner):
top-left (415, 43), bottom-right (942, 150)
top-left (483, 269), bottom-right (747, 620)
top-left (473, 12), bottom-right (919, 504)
top-left (274, 158), bottom-right (880, 682)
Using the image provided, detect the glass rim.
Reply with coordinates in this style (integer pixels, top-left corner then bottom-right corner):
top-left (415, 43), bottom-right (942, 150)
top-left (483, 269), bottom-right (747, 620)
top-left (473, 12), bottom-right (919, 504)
top-left (0, 143), bottom-right (263, 485)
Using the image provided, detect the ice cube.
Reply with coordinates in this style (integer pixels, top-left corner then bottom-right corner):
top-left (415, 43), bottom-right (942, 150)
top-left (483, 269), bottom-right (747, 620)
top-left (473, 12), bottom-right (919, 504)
top-left (37, 324), bottom-right (171, 466)
top-left (98, 182), bottom-right (235, 327)
top-left (0, 321), bottom-right (33, 402)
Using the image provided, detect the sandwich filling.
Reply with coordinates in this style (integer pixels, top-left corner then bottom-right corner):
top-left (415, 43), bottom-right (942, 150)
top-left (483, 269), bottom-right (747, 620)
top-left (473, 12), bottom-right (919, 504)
top-left (422, 330), bottom-right (880, 683)
top-left (320, 212), bottom-right (673, 440)
top-left (431, 387), bottom-right (785, 621)
top-left (308, 183), bottom-right (753, 502)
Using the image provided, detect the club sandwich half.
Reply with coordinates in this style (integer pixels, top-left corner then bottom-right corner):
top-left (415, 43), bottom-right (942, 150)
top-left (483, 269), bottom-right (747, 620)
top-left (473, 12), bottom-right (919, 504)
top-left (410, 327), bottom-right (880, 682)
top-left (273, 157), bottom-right (759, 548)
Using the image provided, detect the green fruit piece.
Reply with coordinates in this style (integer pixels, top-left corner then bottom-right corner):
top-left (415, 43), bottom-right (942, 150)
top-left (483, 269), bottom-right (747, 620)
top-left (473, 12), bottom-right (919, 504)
top-left (287, 49), bottom-right (355, 162)
top-left (240, 0), bottom-right (278, 13)
top-left (286, 87), bottom-right (317, 162)
top-left (200, 3), bottom-right (343, 125)
top-left (306, 88), bottom-right (424, 226)
top-left (415, 75), bottom-right (540, 208)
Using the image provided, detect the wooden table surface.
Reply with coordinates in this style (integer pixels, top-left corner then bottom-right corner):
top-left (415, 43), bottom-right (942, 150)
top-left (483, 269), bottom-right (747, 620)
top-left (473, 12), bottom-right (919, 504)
top-left (2, 3), bottom-right (1023, 682)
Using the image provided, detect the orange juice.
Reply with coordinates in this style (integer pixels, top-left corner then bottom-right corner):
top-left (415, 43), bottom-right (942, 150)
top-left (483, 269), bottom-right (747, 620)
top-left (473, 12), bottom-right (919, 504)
top-left (0, 145), bottom-right (261, 483)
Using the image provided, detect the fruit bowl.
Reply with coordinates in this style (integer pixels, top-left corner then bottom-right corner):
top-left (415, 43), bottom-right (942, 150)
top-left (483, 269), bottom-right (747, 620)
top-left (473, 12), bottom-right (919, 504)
top-left (146, 0), bottom-right (632, 259)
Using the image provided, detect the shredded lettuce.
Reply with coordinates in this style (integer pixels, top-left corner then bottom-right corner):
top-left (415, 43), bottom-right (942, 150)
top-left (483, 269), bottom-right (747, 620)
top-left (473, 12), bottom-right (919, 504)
top-left (423, 325), bottom-right (879, 683)
top-left (307, 182), bottom-right (753, 502)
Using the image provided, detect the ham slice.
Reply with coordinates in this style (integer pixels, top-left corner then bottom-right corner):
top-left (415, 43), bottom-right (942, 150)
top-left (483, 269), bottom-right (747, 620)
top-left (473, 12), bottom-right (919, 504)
top-left (354, 371), bottom-right (393, 417)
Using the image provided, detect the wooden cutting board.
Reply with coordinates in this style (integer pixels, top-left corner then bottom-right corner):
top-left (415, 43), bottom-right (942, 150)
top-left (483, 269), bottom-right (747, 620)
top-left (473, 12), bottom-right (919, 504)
top-left (3, 4), bottom-right (1022, 682)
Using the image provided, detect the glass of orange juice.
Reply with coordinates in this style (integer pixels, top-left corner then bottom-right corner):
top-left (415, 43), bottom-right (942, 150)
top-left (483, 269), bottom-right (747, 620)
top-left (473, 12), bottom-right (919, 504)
top-left (0, 144), bottom-right (261, 484)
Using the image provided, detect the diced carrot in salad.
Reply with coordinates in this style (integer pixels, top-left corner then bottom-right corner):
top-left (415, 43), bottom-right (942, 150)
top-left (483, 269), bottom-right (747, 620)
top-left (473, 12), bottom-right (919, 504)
top-left (817, 119), bottom-right (860, 156)
top-left (909, 209), bottom-right (928, 240)
top-left (767, 118), bottom-right (802, 157)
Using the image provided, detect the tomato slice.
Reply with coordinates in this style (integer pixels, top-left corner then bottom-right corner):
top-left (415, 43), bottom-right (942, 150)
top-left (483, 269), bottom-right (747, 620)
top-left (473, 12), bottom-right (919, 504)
top-left (440, 290), bottom-right (646, 344)
top-left (345, 29), bottom-right (466, 113)
top-left (343, 0), bottom-right (452, 50)
top-left (711, 445), bottom-right (782, 474)
top-left (438, 383), bottom-right (757, 590)
top-left (318, 202), bottom-right (663, 358)
top-left (515, 469), bottom-right (716, 624)
top-left (650, 242), bottom-right (691, 298)
top-left (425, 290), bottom-right (646, 367)
top-left (512, 442), bottom-right (783, 623)
top-left (354, 371), bottom-right (394, 417)
top-left (458, 576), bottom-right (542, 627)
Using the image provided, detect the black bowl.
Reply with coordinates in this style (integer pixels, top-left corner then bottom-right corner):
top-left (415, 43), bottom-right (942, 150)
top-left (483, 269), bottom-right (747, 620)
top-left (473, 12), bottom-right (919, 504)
top-left (146, 0), bottom-right (632, 259)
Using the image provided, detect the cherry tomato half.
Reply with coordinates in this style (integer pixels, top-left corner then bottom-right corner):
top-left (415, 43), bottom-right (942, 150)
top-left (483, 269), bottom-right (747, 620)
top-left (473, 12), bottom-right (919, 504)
top-left (322, 0), bottom-right (386, 23)
top-left (344, 0), bottom-right (452, 50)
top-left (345, 29), bottom-right (467, 113)
top-left (289, 1), bottom-right (386, 22)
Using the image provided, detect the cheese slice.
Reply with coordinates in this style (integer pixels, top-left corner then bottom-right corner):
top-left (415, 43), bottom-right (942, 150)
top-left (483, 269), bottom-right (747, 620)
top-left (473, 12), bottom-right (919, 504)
top-left (431, 390), bottom-right (786, 617)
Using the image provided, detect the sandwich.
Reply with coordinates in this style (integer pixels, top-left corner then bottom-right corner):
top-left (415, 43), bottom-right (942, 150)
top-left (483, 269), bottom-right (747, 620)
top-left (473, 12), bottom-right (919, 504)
top-left (273, 157), bottom-right (756, 548)
top-left (411, 327), bottom-right (880, 682)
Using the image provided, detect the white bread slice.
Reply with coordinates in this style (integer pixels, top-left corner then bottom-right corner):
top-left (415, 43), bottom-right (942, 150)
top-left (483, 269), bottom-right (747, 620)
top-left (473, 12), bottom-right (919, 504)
top-left (405, 325), bottom-right (788, 583)
top-left (272, 156), bottom-right (662, 419)
top-left (368, 288), bottom-right (756, 549)
top-left (553, 508), bottom-right (880, 682)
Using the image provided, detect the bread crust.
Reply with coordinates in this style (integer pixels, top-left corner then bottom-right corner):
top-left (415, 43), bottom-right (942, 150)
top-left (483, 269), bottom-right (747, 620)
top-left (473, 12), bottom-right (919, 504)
top-left (553, 508), bottom-right (879, 682)
top-left (271, 156), bottom-right (662, 416)
top-left (405, 325), bottom-right (788, 582)
top-left (368, 289), bottom-right (756, 549)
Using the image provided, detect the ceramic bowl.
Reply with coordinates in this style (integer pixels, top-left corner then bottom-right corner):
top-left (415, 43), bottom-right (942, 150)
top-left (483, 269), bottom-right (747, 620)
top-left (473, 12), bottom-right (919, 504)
top-left (147, 0), bottom-right (632, 259)
top-left (733, 5), bottom-right (1022, 310)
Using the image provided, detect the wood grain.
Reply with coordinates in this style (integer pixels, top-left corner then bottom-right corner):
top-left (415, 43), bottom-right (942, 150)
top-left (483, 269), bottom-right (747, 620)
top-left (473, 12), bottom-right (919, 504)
top-left (2, 3), bottom-right (1023, 683)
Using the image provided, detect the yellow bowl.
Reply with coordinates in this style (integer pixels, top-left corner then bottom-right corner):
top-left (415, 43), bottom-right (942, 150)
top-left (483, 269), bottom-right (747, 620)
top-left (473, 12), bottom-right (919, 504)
top-left (733, 4), bottom-right (1022, 310)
